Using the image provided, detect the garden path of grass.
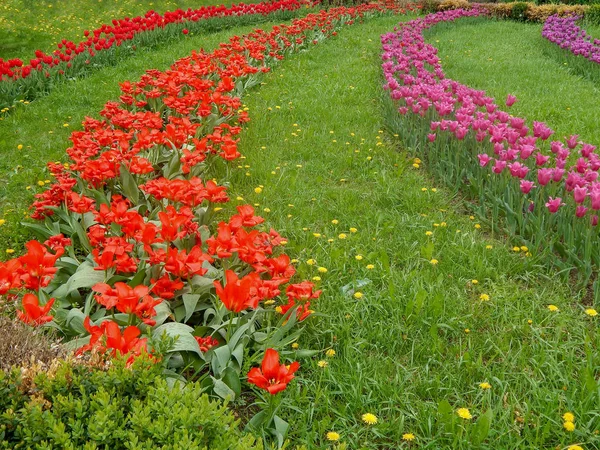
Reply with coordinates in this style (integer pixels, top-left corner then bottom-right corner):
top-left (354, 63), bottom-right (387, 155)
top-left (228, 15), bottom-right (600, 449)
top-left (0, 16), bottom-right (300, 251)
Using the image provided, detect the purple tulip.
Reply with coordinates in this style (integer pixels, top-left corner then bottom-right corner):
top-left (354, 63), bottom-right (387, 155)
top-left (545, 197), bottom-right (564, 213)
top-left (506, 94), bottom-right (517, 107)
top-left (520, 180), bottom-right (536, 194)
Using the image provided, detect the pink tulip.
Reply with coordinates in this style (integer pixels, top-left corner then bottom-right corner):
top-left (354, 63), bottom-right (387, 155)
top-left (537, 168), bottom-right (554, 186)
top-left (478, 154), bottom-right (491, 167)
top-left (566, 135), bottom-right (579, 149)
top-left (591, 190), bottom-right (600, 210)
top-left (535, 153), bottom-right (550, 166)
top-left (545, 197), bottom-right (564, 213)
top-left (520, 180), bottom-right (535, 194)
top-left (492, 160), bottom-right (507, 174)
top-left (592, 215), bottom-right (598, 226)
top-left (506, 94), bottom-right (517, 107)
top-left (573, 186), bottom-right (587, 203)
top-left (427, 133), bottom-right (436, 142)
top-left (576, 205), bottom-right (588, 218)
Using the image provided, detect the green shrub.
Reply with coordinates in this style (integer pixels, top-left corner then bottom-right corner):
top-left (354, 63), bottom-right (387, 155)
top-left (419, 0), bottom-right (443, 14)
top-left (586, 4), bottom-right (600, 22)
top-left (510, 2), bottom-right (530, 19)
top-left (0, 357), bottom-right (262, 450)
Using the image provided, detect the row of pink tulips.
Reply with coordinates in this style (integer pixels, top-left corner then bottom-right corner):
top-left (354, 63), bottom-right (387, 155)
top-left (382, 9), bottom-right (600, 278)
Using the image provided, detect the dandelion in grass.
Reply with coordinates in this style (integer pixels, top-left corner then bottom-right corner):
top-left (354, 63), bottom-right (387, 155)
top-left (306, 259), bottom-right (316, 265)
top-left (486, 245), bottom-right (493, 250)
top-left (362, 413), bottom-right (378, 425)
top-left (17, 144), bottom-right (23, 150)
top-left (457, 408), bottom-right (473, 420)
top-left (564, 421), bottom-right (576, 432)
top-left (479, 382), bottom-right (492, 390)
top-left (567, 445), bottom-right (583, 450)
top-left (292, 343), bottom-right (299, 349)
top-left (318, 267), bottom-right (328, 273)
top-left (254, 187), bottom-right (262, 194)
top-left (474, 224), bottom-right (481, 229)
top-left (548, 305), bottom-right (560, 312)
top-left (326, 431), bottom-right (340, 441)
top-left (465, 328), bottom-right (470, 333)
top-left (472, 280), bottom-right (478, 285)
top-left (513, 246), bottom-right (521, 252)
top-left (6, 249), bottom-right (15, 254)
top-left (312, 276), bottom-right (321, 282)
top-left (350, 228), bottom-right (357, 233)
top-left (430, 259), bottom-right (439, 265)
top-left (563, 412), bottom-right (575, 423)
top-left (479, 294), bottom-right (490, 302)
top-left (354, 292), bottom-right (364, 299)
top-left (585, 308), bottom-right (598, 317)
top-left (338, 233), bottom-right (347, 239)
top-left (366, 264), bottom-right (375, 270)
top-left (326, 349), bottom-right (336, 358)
top-left (402, 433), bottom-right (416, 442)
top-left (332, 219), bottom-right (339, 224)
top-left (426, 231), bottom-right (433, 236)
top-left (317, 360), bottom-right (328, 368)
top-left (355, 255), bottom-right (363, 261)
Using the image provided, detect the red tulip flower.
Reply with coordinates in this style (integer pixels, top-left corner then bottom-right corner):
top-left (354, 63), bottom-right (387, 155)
top-left (17, 293), bottom-right (55, 326)
top-left (247, 348), bottom-right (299, 394)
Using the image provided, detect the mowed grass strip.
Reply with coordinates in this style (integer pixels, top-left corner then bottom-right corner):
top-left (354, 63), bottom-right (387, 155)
top-left (426, 18), bottom-right (600, 146)
top-left (0, 17), bottom-right (302, 251)
top-left (228, 15), bottom-right (600, 449)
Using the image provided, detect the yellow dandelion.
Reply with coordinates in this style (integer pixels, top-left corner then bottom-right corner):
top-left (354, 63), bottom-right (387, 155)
top-left (0, 219), bottom-right (5, 226)
top-left (430, 259), bottom-right (439, 265)
top-left (431, 188), bottom-right (437, 193)
top-left (471, 279), bottom-right (478, 284)
top-left (353, 292), bottom-right (363, 299)
top-left (486, 245), bottom-right (493, 249)
top-left (421, 187), bottom-right (428, 192)
top-left (548, 304), bottom-right (560, 312)
top-left (567, 445), bottom-right (583, 450)
top-left (326, 349), bottom-right (336, 358)
top-left (355, 255), bottom-right (363, 261)
top-left (350, 227), bottom-right (357, 233)
top-left (402, 433), bottom-right (416, 442)
top-left (37, 180), bottom-right (45, 186)
top-left (464, 328), bottom-right (470, 333)
top-left (264, 300), bottom-right (275, 306)
top-left (332, 219), bottom-right (339, 224)
top-left (338, 233), bottom-right (347, 239)
top-left (312, 276), bottom-right (321, 282)
top-left (513, 246), bottom-right (521, 252)
top-left (318, 267), bottom-right (328, 273)
top-left (5, 249), bottom-right (15, 254)
top-left (564, 421), bottom-right (576, 432)
top-left (457, 408), bottom-right (472, 420)
top-left (425, 231), bottom-right (433, 236)
top-left (366, 264), bottom-right (375, 270)
top-left (313, 233), bottom-right (322, 238)
top-left (527, 319), bottom-right (533, 325)
top-left (413, 163), bottom-right (420, 169)
top-left (292, 343), bottom-right (299, 349)
top-left (317, 360), bottom-right (328, 368)
top-left (474, 224), bottom-right (481, 229)
top-left (263, 208), bottom-right (271, 213)
top-left (563, 412), bottom-right (575, 423)
top-left (17, 144), bottom-right (23, 150)
top-left (326, 431), bottom-right (340, 441)
top-left (362, 413), bottom-right (378, 425)
top-left (585, 308), bottom-right (598, 317)
top-left (520, 246), bottom-right (529, 252)
top-left (306, 259), bottom-right (316, 265)
top-left (479, 294), bottom-right (490, 301)
top-left (479, 382), bottom-right (492, 390)
top-left (254, 187), bottom-right (262, 194)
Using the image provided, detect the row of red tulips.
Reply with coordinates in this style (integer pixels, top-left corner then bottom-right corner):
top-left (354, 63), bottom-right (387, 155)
top-left (0, 0), bottom-right (316, 110)
top-left (2, 2), bottom-right (402, 442)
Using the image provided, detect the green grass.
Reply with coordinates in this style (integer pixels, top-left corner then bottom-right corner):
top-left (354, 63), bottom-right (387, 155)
top-left (224, 15), bottom-right (600, 449)
top-left (0, 16), bottom-right (301, 252)
top-left (425, 18), bottom-right (600, 146)
top-left (0, 0), bottom-right (258, 61)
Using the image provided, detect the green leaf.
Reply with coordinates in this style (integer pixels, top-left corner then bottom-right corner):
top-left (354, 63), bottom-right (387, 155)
top-left (65, 308), bottom-right (87, 334)
top-left (119, 163), bottom-right (141, 203)
top-left (471, 409), bottom-right (493, 445)
top-left (211, 376), bottom-right (235, 400)
top-left (182, 294), bottom-right (201, 323)
top-left (437, 399), bottom-right (454, 432)
top-left (222, 367), bottom-right (242, 398)
top-left (211, 345), bottom-right (232, 376)
top-left (152, 322), bottom-right (201, 356)
top-left (153, 301), bottom-right (171, 327)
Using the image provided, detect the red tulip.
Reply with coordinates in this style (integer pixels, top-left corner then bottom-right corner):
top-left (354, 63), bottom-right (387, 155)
top-left (17, 294), bottom-right (54, 326)
top-left (247, 348), bottom-right (299, 394)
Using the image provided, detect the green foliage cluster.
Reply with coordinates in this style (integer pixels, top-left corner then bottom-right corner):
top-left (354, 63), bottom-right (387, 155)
top-left (509, 1), bottom-right (529, 19)
top-left (0, 357), bottom-right (262, 449)
top-left (586, 4), bottom-right (600, 21)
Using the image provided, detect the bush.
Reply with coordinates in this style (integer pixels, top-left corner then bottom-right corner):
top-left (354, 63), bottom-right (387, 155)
top-left (419, 0), bottom-right (443, 13)
top-left (0, 316), bottom-right (65, 372)
top-left (510, 2), bottom-right (530, 19)
top-left (0, 357), bottom-right (262, 449)
top-left (439, 0), bottom-right (471, 11)
top-left (586, 4), bottom-right (600, 22)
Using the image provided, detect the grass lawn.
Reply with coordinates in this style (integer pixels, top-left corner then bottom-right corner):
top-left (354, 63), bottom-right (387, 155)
top-left (0, 0), bottom-right (257, 60)
top-left (226, 15), bottom-right (600, 449)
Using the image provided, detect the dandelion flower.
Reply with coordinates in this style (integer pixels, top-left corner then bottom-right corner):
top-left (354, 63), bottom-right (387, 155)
top-left (486, 245), bottom-right (493, 249)
top-left (338, 233), bottom-right (347, 239)
top-left (350, 228), bottom-right (357, 233)
top-left (563, 412), bottom-right (575, 423)
top-left (354, 292), bottom-right (363, 299)
top-left (513, 246), bottom-right (521, 252)
top-left (585, 308), bottom-right (598, 317)
top-left (307, 259), bottom-right (316, 265)
top-left (426, 231), bottom-right (433, 236)
top-left (479, 382), bottom-right (492, 390)
top-left (312, 276), bottom-right (321, 282)
top-left (475, 224), bottom-right (481, 229)
top-left (457, 408), bottom-right (473, 420)
top-left (292, 343), bottom-right (299, 349)
top-left (318, 267), bottom-right (328, 273)
top-left (564, 421), bottom-right (576, 432)
top-left (362, 413), bottom-right (378, 425)
top-left (430, 259), bottom-right (439, 265)
top-left (5, 249), bottom-right (15, 254)
top-left (402, 433), bottom-right (416, 442)
top-left (326, 349), bottom-right (336, 358)
top-left (366, 264), bottom-right (375, 270)
top-left (317, 360), bottom-right (328, 368)
top-left (355, 255), bottom-right (363, 261)
top-left (471, 280), bottom-right (478, 284)
top-left (520, 246), bottom-right (529, 252)
top-left (479, 294), bottom-right (490, 301)
top-left (313, 233), bottom-right (321, 238)
top-left (547, 304), bottom-right (559, 312)
top-left (254, 187), bottom-right (262, 194)
top-left (464, 328), bottom-right (470, 333)
top-left (567, 445), bottom-right (583, 450)
top-left (332, 219), bottom-right (339, 224)
top-left (326, 431), bottom-right (340, 441)
top-left (17, 144), bottom-right (23, 150)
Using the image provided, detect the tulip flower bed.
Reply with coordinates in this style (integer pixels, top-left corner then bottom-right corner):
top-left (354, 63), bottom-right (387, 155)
top-left (0, 0), bottom-right (313, 111)
top-left (0, 5), bottom-right (400, 437)
top-left (542, 14), bottom-right (600, 83)
top-left (382, 9), bottom-right (600, 283)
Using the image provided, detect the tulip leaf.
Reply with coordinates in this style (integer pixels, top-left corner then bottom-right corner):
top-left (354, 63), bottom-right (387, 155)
top-left (52, 262), bottom-right (105, 298)
top-left (183, 294), bottom-right (201, 323)
top-left (119, 163), bottom-right (140, 203)
top-left (211, 376), bottom-right (235, 400)
top-left (222, 367), bottom-right (242, 397)
top-left (152, 322), bottom-right (201, 356)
